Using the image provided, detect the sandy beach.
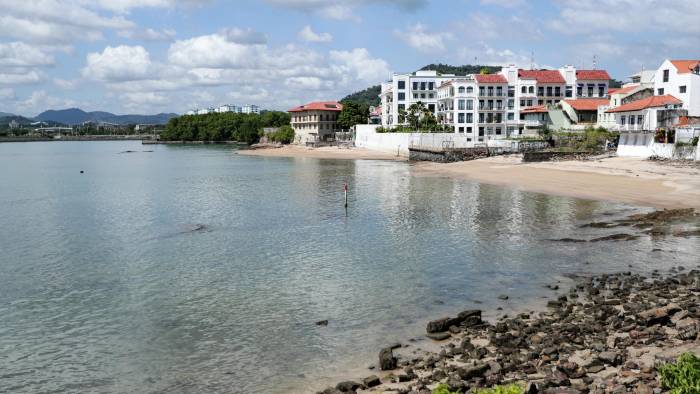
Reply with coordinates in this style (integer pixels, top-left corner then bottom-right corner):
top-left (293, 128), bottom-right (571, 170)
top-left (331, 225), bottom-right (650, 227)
top-left (412, 155), bottom-right (700, 209)
top-left (238, 145), bottom-right (404, 161)
top-left (242, 146), bottom-right (700, 209)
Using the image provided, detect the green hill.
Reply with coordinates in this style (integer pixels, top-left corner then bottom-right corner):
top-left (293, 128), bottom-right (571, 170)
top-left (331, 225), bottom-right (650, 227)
top-left (420, 63), bottom-right (501, 75)
top-left (340, 85), bottom-right (381, 107)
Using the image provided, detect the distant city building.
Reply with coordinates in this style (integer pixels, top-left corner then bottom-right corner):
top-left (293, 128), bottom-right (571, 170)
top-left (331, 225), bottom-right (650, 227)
top-left (187, 103), bottom-right (261, 116)
top-left (288, 101), bottom-right (343, 145)
top-left (242, 104), bottom-right (260, 114)
top-left (9, 120), bottom-right (19, 129)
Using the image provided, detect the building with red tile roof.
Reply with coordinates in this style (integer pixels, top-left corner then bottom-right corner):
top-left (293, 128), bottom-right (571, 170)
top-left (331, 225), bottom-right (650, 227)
top-left (474, 74), bottom-right (507, 84)
top-left (288, 101), bottom-right (344, 145)
top-left (670, 60), bottom-right (700, 74)
top-left (606, 95), bottom-right (682, 113)
top-left (517, 69), bottom-right (566, 84)
top-left (653, 59), bottom-right (700, 116)
top-left (576, 70), bottom-right (611, 80)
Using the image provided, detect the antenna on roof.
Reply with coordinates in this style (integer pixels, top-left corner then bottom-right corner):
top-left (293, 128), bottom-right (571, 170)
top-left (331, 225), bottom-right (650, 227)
top-left (592, 54), bottom-right (597, 70)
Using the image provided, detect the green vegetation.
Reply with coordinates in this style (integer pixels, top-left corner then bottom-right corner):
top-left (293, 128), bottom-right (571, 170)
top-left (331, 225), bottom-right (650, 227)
top-left (431, 383), bottom-right (459, 394)
top-left (609, 79), bottom-right (624, 88)
top-left (267, 125), bottom-right (295, 144)
top-left (659, 352), bottom-right (700, 394)
top-left (675, 136), bottom-right (699, 147)
top-left (551, 126), bottom-right (618, 152)
top-left (420, 64), bottom-right (501, 75)
top-left (376, 102), bottom-right (451, 133)
top-left (337, 101), bottom-right (369, 129)
top-left (161, 111), bottom-right (290, 144)
top-left (432, 383), bottom-right (523, 394)
top-left (340, 85), bottom-right (381, 107)
top-left (472, 384), bottom-right (524, 394)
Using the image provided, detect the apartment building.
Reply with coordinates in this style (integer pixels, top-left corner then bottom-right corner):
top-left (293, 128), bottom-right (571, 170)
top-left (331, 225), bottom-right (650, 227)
top-left (380, 70), bottom-right (456, 127)
top-left (653, 60), bottom-right (700, 116)
top-left (383, 65), bottom-right (610, 137)
top-left (288, 101), bottom-right (343, 145)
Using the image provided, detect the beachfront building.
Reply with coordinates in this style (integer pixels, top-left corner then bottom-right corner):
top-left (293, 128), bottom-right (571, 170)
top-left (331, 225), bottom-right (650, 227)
top-left (607, 95), bottom-right (684, 132)
top-left (653, 59), bottom-right (700, 116)
top-left (288, 101), bottom-right (343, 145)
top-left (382, 65), bottom-right (611, 136)
top-left (380, 70), bottom-right (456, 127)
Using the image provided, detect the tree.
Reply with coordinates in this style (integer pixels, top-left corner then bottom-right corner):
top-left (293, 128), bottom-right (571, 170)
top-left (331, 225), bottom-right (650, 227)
top-left (340, 85), bottom-right (381, 107)
top-left (269, 125), bottom-right (295, 144)
top-left (480, 67), bottom-right (490, 75)
top-left (337, 102), bottom-right (369, 129)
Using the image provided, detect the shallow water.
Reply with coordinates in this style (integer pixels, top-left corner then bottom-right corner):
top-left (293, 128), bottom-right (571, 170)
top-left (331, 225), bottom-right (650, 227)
top-left (0, 141), bottom-right (697, 393)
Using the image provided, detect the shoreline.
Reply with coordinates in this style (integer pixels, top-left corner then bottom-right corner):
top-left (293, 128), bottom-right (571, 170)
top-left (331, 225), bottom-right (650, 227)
top-left (310, 208), bottom-right (700, 394)
top-left (242, 145), bottom-right (700, 209)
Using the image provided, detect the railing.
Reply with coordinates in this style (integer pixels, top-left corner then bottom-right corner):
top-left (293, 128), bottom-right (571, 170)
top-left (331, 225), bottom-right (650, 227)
top-left (524, 120), bottom-right (543, 127)
top-left (608, 125), bottom-right (648, 132)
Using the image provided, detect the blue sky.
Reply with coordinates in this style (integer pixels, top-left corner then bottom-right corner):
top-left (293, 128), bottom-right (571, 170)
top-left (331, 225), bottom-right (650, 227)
top-left (0, 0), bottom-right (698, 116)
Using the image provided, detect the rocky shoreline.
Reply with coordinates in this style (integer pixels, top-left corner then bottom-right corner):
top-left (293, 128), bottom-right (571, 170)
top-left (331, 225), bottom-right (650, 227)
top-left (317, 210), bottom-right (700, 394)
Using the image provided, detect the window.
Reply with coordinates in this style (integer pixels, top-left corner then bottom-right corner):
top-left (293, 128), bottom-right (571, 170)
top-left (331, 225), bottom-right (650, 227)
top-left (479, 113), bottom-right (484, 123)
top-left (466, 100), bottom-right (473, 110)
top-left (466, 126), bottom-right (472, 133)
top-left (507, 99), bottom-right (514, 109)
top-left (398, 80), bottom-right (405, 89)
top-left (521, 86), bottom-right (527, 94)
top-left (495, 127), bottom-right (502, 135)
top-left (487, 127), bottom-right (493, 135)
top-left (458, 100), bottom-right (465, 110)
top-left (546, 86), bottom-right (553, 96)
top-left (496, 86), bottom-right (503, 96)
top-left (428, 82), bottom-right (434, 90)
top-left (488, 86), bottom-right (494, 96)
top-left (598, 84), bottom-right (606, 97)
top-left (458, 86), bottom-right (465, 94)
top-left (458, 126), bottom-right (464, 132)
top-left (637, 115), bottom-right (643, 125)
top-left (458, 113), bottom-right (465, 123)
top-left (428, 104), bottom-right (435, 112)
top-left (658, 88), bottom-right (664, 95)
top-left (520, 99), bottom-right (525, 107)
top-left (420, 82), bottom-right (426, 90)
top-left (629, 115), bottom-right (635, 125)
top-left (621, 116), bottom-right (625, 125)
top-left (478, 127), bottom-right (484, 136)
top-left (538, 87), bottom-right (544, 96)
top-left (680, 85), bottom-right (687, 93)
top-left (428, 93), bottom-right (434, 99)
top-left (479, 87), bottom-right (485, 96)
top-left (420, 93), bottom-right (426, 99)
top-left (466, 86), bottom-right (474, 94)
top-left (527, 99), bottom-right (533, 106)
top-left (663, 69), bottom-right (669, 82)
top-left (412, 82), bottom-right (418, 90)
top-left (566, 85), bottom-right (573, 98)
top-left (466, 113), bottom-right (473, 123)
top-left (507, 112), bottom-right (514, 120)
top-left (508, 86), bottom-right (514, 97)
top-left (554, 86), bottom-right (561, 97)
top-left (528, 86), bottom-right (534, 94)
top-left (587, 84), bottom-right (594, 97)
top-left (577, 84), bottom-right (583, 96)
top-left (398, 92), bottom-right (405, 100)
top-left (413, 93), bottom-right (418, 99)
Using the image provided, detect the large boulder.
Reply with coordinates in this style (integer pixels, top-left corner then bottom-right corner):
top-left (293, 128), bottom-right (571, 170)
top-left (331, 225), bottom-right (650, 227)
top-left (426, 309), bottom-right (481, 333)
top-left (378, 347), bottom-right (397, 371)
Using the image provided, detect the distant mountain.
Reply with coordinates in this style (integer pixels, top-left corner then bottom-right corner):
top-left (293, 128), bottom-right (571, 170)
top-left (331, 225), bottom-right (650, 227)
top-left (0, 115), bottom-right (37, 126)
top-left (0, 111), bottom-right (15, 117)
top-left (35, 108), bottom-right (178, 125)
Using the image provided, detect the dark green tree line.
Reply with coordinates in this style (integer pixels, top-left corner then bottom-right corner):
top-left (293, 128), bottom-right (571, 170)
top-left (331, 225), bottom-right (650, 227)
top-left (161, 111), bottom-right (290, 144)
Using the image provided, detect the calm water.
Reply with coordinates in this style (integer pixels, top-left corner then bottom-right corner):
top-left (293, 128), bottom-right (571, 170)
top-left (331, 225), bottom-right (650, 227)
top-left (0, 141), bottom-right (697, 393)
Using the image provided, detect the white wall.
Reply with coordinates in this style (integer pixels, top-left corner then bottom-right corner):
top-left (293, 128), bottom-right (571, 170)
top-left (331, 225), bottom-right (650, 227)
top-left (617, 132), bottom-right (697, 159)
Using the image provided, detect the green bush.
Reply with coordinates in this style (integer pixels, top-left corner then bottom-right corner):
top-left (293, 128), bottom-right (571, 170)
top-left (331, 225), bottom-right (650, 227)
top-left (660, 352), bottom-right (700, 394)
top-left (268, 125), bottom-right (295, 144)
top-left (472, 383), bottom-right (524, 394)
top-left (432, 383), bottom-right (460, 394)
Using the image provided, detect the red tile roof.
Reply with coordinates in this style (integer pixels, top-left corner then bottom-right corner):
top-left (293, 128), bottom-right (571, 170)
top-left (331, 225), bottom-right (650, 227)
top-left (670, 60), bottom-right (700, 74)
top-left (518, 69), bottom-right (565, 84)
top-left (520, 105), bottom-right (548, 114)
top-left (576, 70), bottom-right (611, 80)
top-left (288, 101), bottom-right (343, 112)
top-left (606, 95), bottom-right (682, 113)
top-left (563, 98), bottom-right (610, 111)
top-left (609, 84), bottom-right (640, 96)
top-left (475, 74), bottom-right (507, 84)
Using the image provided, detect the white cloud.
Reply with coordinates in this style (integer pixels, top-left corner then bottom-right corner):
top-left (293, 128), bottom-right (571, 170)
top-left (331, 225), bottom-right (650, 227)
top-left (16, 90), bottom-right (77, 115)
top-left (0, 42), bottom-right (55, 67)
top-left (54, 78), bottom-right (79, 90)
top-left (298, 25), bottom-right (333, 43)
top-left (480, 0), bottom-right (526, 8)
top-left (118, 28), bottom-right (176, 41)
top-left (0, 87), bottom-right (16, 100)
top-left (329, 48), bottom-right (390, 82)
top-left (83, 45), bottom-right (152, 82)
top-left (264, 0), bottom-right (426, 20)
top-left (220, 27), bottom-right (268, 44)
top-left (395, 24), bottom-right (453, 53)
top-left (0, 69), bottom-right (45, 85)
top-left (168, 34), bottom-right (265, 69)
top-left (456, 42), bottom-right (531, 67)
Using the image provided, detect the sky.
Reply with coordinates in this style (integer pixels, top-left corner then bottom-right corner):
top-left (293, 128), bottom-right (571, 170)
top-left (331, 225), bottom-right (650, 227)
top-left (0, 0), bottom-right (698, 117)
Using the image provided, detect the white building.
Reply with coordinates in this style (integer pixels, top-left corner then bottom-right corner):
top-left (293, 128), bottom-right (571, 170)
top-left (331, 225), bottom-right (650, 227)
top-left (216, 104), bottom-right (241, 113)
top-left (653, 59), bottom-right (700, 116)
top-left (607, 95), bottom-right (684, 132)
top-left (381, 65), bottom-right (610, 136)
top-left (242, 104), bottom-right (261, 114)
top-left (288, 101), bottom-right (343, 145)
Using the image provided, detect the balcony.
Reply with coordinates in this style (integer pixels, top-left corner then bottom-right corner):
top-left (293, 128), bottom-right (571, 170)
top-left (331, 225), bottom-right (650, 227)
top-left (608, 124), bottom-right (648, 132)
top-left (524, 120), bottom-right (543, 128)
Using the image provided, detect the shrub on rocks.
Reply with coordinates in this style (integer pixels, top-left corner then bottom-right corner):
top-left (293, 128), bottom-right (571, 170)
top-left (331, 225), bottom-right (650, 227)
top-left (659, 352), bottom-right (700, 394)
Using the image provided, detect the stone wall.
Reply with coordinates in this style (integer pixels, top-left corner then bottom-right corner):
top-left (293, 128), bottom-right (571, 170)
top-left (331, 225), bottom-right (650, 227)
top-left (522, 151), bottom-right (591, 162)
top-left (409, 147), bottom-right (490, 163)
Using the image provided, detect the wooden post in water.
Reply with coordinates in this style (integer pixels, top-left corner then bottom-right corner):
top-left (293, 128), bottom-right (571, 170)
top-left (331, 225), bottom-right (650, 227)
top-left (344, 182), bottom-right (348, 208)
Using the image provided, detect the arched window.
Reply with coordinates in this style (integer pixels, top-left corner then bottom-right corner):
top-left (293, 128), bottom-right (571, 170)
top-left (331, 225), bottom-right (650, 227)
top-left (466, 86), bottom-right (474, 94)
top-left (521, 86), bottom-right (526, 94)
top-left (528, 86), bottom-right (534, 94)
top-left (458, 86), bottom-right (465, 94)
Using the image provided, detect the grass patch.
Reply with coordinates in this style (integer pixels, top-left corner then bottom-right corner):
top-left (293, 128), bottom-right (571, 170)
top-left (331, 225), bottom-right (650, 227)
top-left (432, 383), bottom-right (524, 394)
top-left (659, 352), bottom-right (700, 394)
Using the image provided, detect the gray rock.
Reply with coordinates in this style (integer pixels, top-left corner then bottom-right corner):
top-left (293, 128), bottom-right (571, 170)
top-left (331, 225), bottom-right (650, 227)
top-left (363, 375), bottom-right (380, 388)
top-left (379, 347), bottom-right (397, 371)
top-left (335, 381), bottom-right (361, 392)
top-left (426, 332), bottom-right (451, 341)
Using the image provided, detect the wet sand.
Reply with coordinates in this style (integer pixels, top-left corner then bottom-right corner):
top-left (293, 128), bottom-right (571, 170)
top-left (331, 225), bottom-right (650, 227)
top-left (238, 145), bottom-right (404, 161)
